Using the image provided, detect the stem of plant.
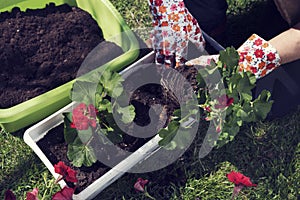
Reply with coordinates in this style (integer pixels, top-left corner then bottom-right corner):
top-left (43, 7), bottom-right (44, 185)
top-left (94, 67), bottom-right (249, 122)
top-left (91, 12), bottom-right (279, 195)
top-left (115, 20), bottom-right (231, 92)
top-left (144, 191), bottom-right (156, 200)
top-left (85, 135), bottom-right (94, 147)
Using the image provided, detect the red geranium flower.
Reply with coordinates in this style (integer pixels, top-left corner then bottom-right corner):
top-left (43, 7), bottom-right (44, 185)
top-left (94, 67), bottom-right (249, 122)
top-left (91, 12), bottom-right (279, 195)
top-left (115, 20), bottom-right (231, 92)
top-left (54, 161), bottom-right (78, 183)
top-left (52, 187), bottom-right (74, 200)
top-left (215, 94), bottom-right (234, 109)
top-left (26, 188), bottom-right (39, 200)
top-left (70, 114), bottom-right (89, 130)
top-left (4, 190), bottom-right (16, 200)
top-left (227, 171), bottom-right (257, 187)
top-left (70, 103), bottom-right (98, 130)
top-left (134, 178), bottom-right (149, 192)
top-left (227, 171), bottom-right (257, 199)
top-left (87, 104), bottom-right (97, 127)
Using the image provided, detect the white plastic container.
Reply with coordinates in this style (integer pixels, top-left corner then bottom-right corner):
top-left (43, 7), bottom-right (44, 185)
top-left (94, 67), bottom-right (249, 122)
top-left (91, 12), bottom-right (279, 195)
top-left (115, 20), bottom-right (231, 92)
top-left (23, 52), bottom-right (163, 200)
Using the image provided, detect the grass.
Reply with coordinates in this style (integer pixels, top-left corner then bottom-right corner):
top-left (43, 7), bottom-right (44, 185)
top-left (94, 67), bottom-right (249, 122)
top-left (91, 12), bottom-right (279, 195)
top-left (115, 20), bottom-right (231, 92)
top-left (1, 0), bottom-right (299, 199)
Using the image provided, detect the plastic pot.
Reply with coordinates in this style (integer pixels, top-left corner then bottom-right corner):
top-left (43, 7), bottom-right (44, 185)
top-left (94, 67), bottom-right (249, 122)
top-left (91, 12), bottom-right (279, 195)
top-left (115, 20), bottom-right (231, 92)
top-left (0, 0), bottom-right (140, 132)
top-left (23, 52), bottom-right (163, 199)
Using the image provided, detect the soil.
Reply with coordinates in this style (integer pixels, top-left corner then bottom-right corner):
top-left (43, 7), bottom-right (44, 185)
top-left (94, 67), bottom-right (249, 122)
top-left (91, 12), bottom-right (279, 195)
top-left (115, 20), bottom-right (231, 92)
top-left (36, 65), bottom-right (199, 194)
top-left (0, 3), bottom-right (124, 108)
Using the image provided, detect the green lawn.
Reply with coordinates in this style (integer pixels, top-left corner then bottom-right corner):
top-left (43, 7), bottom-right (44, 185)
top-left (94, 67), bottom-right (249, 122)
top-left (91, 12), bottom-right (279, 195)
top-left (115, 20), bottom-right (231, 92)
top-left (1, 0), bottom-right (299, 199)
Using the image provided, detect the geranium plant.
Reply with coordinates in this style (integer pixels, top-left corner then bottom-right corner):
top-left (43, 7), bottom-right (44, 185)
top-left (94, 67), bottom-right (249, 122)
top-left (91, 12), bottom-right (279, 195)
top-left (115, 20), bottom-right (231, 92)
top-left (63, 69), bottom-right (136, 167)
top-left (158, 47), bottom-right (273, 148)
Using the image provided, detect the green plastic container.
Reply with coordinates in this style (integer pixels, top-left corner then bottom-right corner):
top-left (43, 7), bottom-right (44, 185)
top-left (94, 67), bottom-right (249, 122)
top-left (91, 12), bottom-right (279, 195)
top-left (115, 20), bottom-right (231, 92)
top-left (0, 0), bottom-right (140, 132)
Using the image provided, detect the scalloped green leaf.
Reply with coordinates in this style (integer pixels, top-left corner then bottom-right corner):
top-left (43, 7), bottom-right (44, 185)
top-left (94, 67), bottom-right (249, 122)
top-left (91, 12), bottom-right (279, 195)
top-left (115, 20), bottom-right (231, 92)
top-left (116, 104), bottom-right (136, 124)
top-left (158, 121), bottom-right (180, 147)
top-left (67, 142), bottom-right (97, 167)
top-left (219, 47), bottom-right (239, 69)
top-left (71, 80), bottom-right (98, 104)
top-left (100, 69), bottom-right (124, 98)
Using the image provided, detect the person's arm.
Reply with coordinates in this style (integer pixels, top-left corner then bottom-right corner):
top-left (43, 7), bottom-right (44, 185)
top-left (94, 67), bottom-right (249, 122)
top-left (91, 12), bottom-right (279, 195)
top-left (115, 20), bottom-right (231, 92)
top-left (269, 22), bottom-right (300, 64)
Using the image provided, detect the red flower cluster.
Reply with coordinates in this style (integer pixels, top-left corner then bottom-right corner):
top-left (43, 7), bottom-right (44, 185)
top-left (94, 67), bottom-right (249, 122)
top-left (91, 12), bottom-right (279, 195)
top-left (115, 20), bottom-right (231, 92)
top-left (227, 171), bottom-right (257, 187)
top-left (4, 190), bottom-right (16, 200)
top-left (54, 161), bottom-right (78, 183)
top-left (26, 188), bottom-right (39, 200)
top-left (70, 103), bottom-right (98, 130)
top-left (215, 94), bottom-right (234, 109)
top-left (52, 187), bottom-right (74, 200)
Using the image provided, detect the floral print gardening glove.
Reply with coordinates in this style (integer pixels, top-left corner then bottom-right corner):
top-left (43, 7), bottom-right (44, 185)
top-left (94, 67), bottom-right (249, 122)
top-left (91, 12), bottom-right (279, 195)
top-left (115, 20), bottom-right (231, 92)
top-left (186, 34), bottom-right (281, 79)
top-left (148, 0), bottom-right (206, 68)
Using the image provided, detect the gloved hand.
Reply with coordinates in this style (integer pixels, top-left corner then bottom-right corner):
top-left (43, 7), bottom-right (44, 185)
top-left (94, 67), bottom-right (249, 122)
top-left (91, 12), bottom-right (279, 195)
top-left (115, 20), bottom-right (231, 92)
top-left (186, 34), bottom-right (281, 79)
top-left (148, 0), bottom-right (206, 68)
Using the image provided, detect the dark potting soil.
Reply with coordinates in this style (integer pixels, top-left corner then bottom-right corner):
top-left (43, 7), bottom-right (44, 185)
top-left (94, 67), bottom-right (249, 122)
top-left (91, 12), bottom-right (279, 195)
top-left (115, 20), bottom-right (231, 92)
top-left (37, 124), bottom-right (149, 194)
top-left (37, 65), bottom-right (199, 194)
top-left (0, 3), bottom-right (124, 108)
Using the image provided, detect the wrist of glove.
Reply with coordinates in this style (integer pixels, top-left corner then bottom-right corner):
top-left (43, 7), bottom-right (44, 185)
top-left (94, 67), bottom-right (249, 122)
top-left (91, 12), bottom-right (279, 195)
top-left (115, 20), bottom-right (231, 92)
top-left (148, 0), bottom-right (205, 68)
top-left (186, 34), bottom-right (281, 79)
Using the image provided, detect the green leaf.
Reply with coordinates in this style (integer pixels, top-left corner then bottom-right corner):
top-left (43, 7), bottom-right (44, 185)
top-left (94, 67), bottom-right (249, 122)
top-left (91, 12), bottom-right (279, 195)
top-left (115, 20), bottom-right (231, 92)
top-left (171, 129), bottom-right (192, 149)
top-left (196, 73), bottom-right (206, 88)
top-left (216, 125), bottom-right (240, 147)
top-left (252, 90), bottom-right (273, 120)
top-left (173, 109), bottom-right (181, 119)
top-left (258, 89), bottom-right (272, 102)
top-left (100, 70), bottom-right (124, 98)
top-left (219, 47), bottom-right (239, 69)
top-left (105, 130), bottom-right (123, 144)
top-left (240, 92), bottom-right (253, 102)
top-left (158, 121), bottom-right (180, 147)
top-left (67, 142), bottom-right (97, 167)
top-left (98, 99), bottom-right (112, 112)
top-left (236, 120), bottom-right (243, 126)
top-left (116, 105), bottom-right (136, 124)
top-left (227, 73), bottom-right (241, 89)
top-left (71, 80), bottom-right (98, 104)
top-left (63, 113), bottom-right (77, 144)
top-left (199, 64), bottom-right (218, 76)
top-left (95, 117), bottom-right (123, 144)
top-left (236, 109), bottom-right (248, 120)
top-left (96, 83), bottom-right (104, 95)
top-left (241, 103), bottom-right (256, 122)
top-left (77, 127), bottom-right (93, 144)
top-left (236, 75), bottom-right (255, 95)
top-left (248, 73), bottom-right (257, 85)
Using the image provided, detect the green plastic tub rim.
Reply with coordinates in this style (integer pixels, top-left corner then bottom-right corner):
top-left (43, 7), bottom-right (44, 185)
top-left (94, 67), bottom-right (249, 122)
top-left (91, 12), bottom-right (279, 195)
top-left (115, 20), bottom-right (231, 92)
top-left (0, 0), bottom-right (140, 132)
